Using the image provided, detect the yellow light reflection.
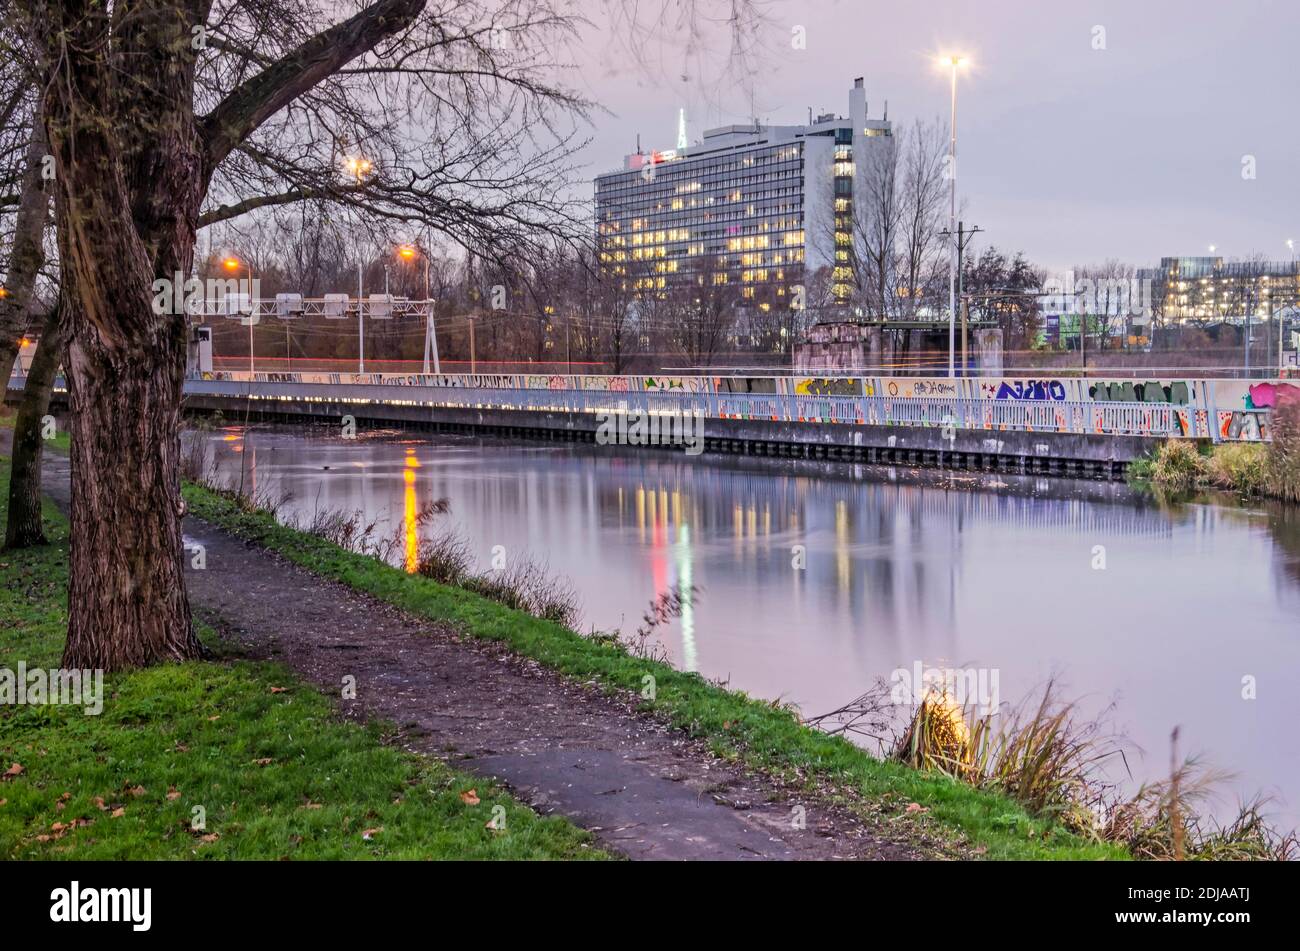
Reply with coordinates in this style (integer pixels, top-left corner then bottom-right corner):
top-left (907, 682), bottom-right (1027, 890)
top-left (403, 452), bottom-right (420, 574)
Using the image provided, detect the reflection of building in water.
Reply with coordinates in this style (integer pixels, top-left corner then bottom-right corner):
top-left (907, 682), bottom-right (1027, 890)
top-left (592, 449), bottom-right (1195, 667)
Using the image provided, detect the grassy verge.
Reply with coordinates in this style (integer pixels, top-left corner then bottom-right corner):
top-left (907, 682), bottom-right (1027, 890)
top-left (0, 458), bottom-right (605, 860)
top-left (0, 406), bottom-right (71, 454)
top-left (184, 481), bottom-right (1126, 860)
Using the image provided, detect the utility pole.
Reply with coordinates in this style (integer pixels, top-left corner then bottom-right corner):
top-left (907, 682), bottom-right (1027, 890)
top-left (357, 261), bottom-right (365, 374)
top-left (469, 315), bottom-right (477, 375)
top-left (939, 221), bottom-right (982, 376)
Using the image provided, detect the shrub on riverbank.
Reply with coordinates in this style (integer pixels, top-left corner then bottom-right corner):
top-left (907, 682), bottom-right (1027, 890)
top-left (1132, 430), bottom-right (1293, 501)
top-left (888, 683), bottom-right (1295, 860)
top-left (1264, 401), bottom-right (1300, 503)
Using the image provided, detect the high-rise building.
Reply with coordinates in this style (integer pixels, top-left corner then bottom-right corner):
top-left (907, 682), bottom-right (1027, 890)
top-left (594, 78), bottom-right (892, 313)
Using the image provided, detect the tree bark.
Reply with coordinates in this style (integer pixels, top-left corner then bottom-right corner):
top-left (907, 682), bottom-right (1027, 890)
top-left (4, 304), bottom-right (66, 549)
top-left (0, 113), bottom-right (52, 390)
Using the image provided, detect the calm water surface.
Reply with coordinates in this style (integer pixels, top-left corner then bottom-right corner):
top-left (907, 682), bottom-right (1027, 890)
top-left (200, 425), bottom-right (1300, 827)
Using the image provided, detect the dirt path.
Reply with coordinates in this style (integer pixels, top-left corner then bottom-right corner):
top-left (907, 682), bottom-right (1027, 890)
top-left (21, 435), bottom-right (924, 860)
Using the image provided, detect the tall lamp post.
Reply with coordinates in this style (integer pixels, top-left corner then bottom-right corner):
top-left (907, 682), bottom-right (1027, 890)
top-left (344, 155), bottom-right (374, 373)
top-left (223, 255), bottom-right (254, 375)
top-left (398, 243), bottom-right (441, 374)
top-left (941, 54), bottom-right (968, 378)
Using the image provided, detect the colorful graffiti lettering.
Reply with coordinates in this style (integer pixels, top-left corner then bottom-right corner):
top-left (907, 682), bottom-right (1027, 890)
top-left (794, 377), bottom-right (863, 397)
top-left (1218, 411), bottom-right (1269, 441)
top-left (990, 379), bottom-right (1067, 401)
top-left (643, 376), bottom-right (683, 391)
top-left (1089, 381), bottom-right (1190, 404)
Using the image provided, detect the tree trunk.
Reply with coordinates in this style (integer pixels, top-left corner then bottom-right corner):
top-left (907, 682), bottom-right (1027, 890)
top-left (0, 113), bottom-right (52, 389)
top-left (5, 305), bottom-right (66, 549)
top-left (61, 314), bottom-right (202, 669)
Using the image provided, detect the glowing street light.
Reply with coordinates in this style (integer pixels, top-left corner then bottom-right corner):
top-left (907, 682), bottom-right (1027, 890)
top-left (343, 155), bottom-right (373, 183)
top-left (340, 155), bottom-right (376, 373)
top-left (396, 242), bottom-right (440, 374)
top-left (223, 254), bottom-right (256, 376)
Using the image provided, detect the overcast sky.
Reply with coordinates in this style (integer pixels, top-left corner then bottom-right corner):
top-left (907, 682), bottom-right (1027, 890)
top-left (570, 0), bottom-right (1299, 274)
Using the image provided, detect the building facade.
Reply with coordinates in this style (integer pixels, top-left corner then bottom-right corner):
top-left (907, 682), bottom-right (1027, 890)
top-left (1138, 256), bottom-right (1300, 323)
top-left (594, 78), bottom-right (892, 314)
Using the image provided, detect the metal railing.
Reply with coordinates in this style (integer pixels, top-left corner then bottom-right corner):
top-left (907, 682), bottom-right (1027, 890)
top-left (183, 376), bottom-right (1197, 439)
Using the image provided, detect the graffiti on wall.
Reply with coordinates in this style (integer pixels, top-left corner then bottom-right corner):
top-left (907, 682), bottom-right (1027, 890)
top-left (716, 376), bottom-right (778, 394)
top-left (794, 377), bottom-right (863, 397)
top-left (1089, 381), bottom-right (1191, 404)
top-left (1219, 411), bottom-right (1269, 441)
top-left (983, 379), bottom-right (1068, 401)
top-left (885, 378), bottom-right (958, 398)
top-left (1245, 381), bottom-right (1300, 409)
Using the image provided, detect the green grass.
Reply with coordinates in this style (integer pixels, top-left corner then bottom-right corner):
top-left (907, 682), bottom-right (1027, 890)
top-left (0, 406), bottom-right (71, 454)
top-left (0, 458), bottom-right (606, 860)
top-left (184, 481), bottom-right (1128, 861)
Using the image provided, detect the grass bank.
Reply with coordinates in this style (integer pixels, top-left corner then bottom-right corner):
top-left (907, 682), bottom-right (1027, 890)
top-left (0, 457), bottom-right (605, 860)
top-left (183, 481), bottom-right (1126, 860)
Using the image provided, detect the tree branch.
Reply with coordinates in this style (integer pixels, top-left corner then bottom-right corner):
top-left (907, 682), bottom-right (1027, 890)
top-left (199, 0), bottom-right (425, 179)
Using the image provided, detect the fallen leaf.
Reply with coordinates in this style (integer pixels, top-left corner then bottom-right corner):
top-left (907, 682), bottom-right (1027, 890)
top-left (459, 789), bottom-right (480, 806)
top-left (110, 807), bottom-right (125, 818)
top-left (302, 801), bottom-right (323, 810)
top-left (92, 797), bottom-right (107, 811)
top-left (207, 715), bottom-right (220, 722)
top-left (2, 763), bottom-right (23, 779)
top-left (0, 799), bottom-right (7, 808)
top-left (253, 758), bottom-right (273, 766)
top-left (166, 788), bottom-right (181, 801)
top-left (199, 833), bottom-right (219, 843)
top-left (361, 827), bottom-right (382, 840)
top-left (905, 802), bottom-right (928, 815)
top-left (485, 815), bottom-right (504, 831)
top-left (127, 785), bottom-right (146, 797)
top-left (269, 687), bottom-right (287, 694)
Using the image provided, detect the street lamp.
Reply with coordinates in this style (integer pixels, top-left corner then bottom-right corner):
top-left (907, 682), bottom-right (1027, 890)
top-left (397, 242), bottom-right (441, 374)
top-left (939, 53), bottom-right (968, 378)
top-left (223, 255), bottom-right (255, 375)
top-left (343, 155), bottom-right (374, 373)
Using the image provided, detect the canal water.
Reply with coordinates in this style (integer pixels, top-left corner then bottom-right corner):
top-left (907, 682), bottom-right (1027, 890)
top-left (198, 424), bottom-right (1300, 828)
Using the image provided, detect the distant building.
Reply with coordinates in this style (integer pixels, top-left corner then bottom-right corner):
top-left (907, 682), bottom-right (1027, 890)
top-left (594, 78), bottom-right (892, 313)
top-left (1138, 256), bottom-right (1300, 323)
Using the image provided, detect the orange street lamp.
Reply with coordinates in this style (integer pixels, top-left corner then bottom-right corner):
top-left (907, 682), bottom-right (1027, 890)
top-left (395, 242), bottom-right (440, 374)
top-left (222, 255), bottom-right (256, 376)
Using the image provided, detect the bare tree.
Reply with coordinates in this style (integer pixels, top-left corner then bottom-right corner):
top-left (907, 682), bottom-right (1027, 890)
top-left (896, 118), bottom-right (948, 318)
top-left (14, 0), bottom-right (599, 670)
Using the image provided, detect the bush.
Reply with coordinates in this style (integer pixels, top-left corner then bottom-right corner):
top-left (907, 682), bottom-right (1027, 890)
top-left (1206, 443), bottom-right (1267, 496)
top-left (1265, 401), bottom-right (1300, 503)
top-left (1148, 440), bottom-right (1206, 492)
